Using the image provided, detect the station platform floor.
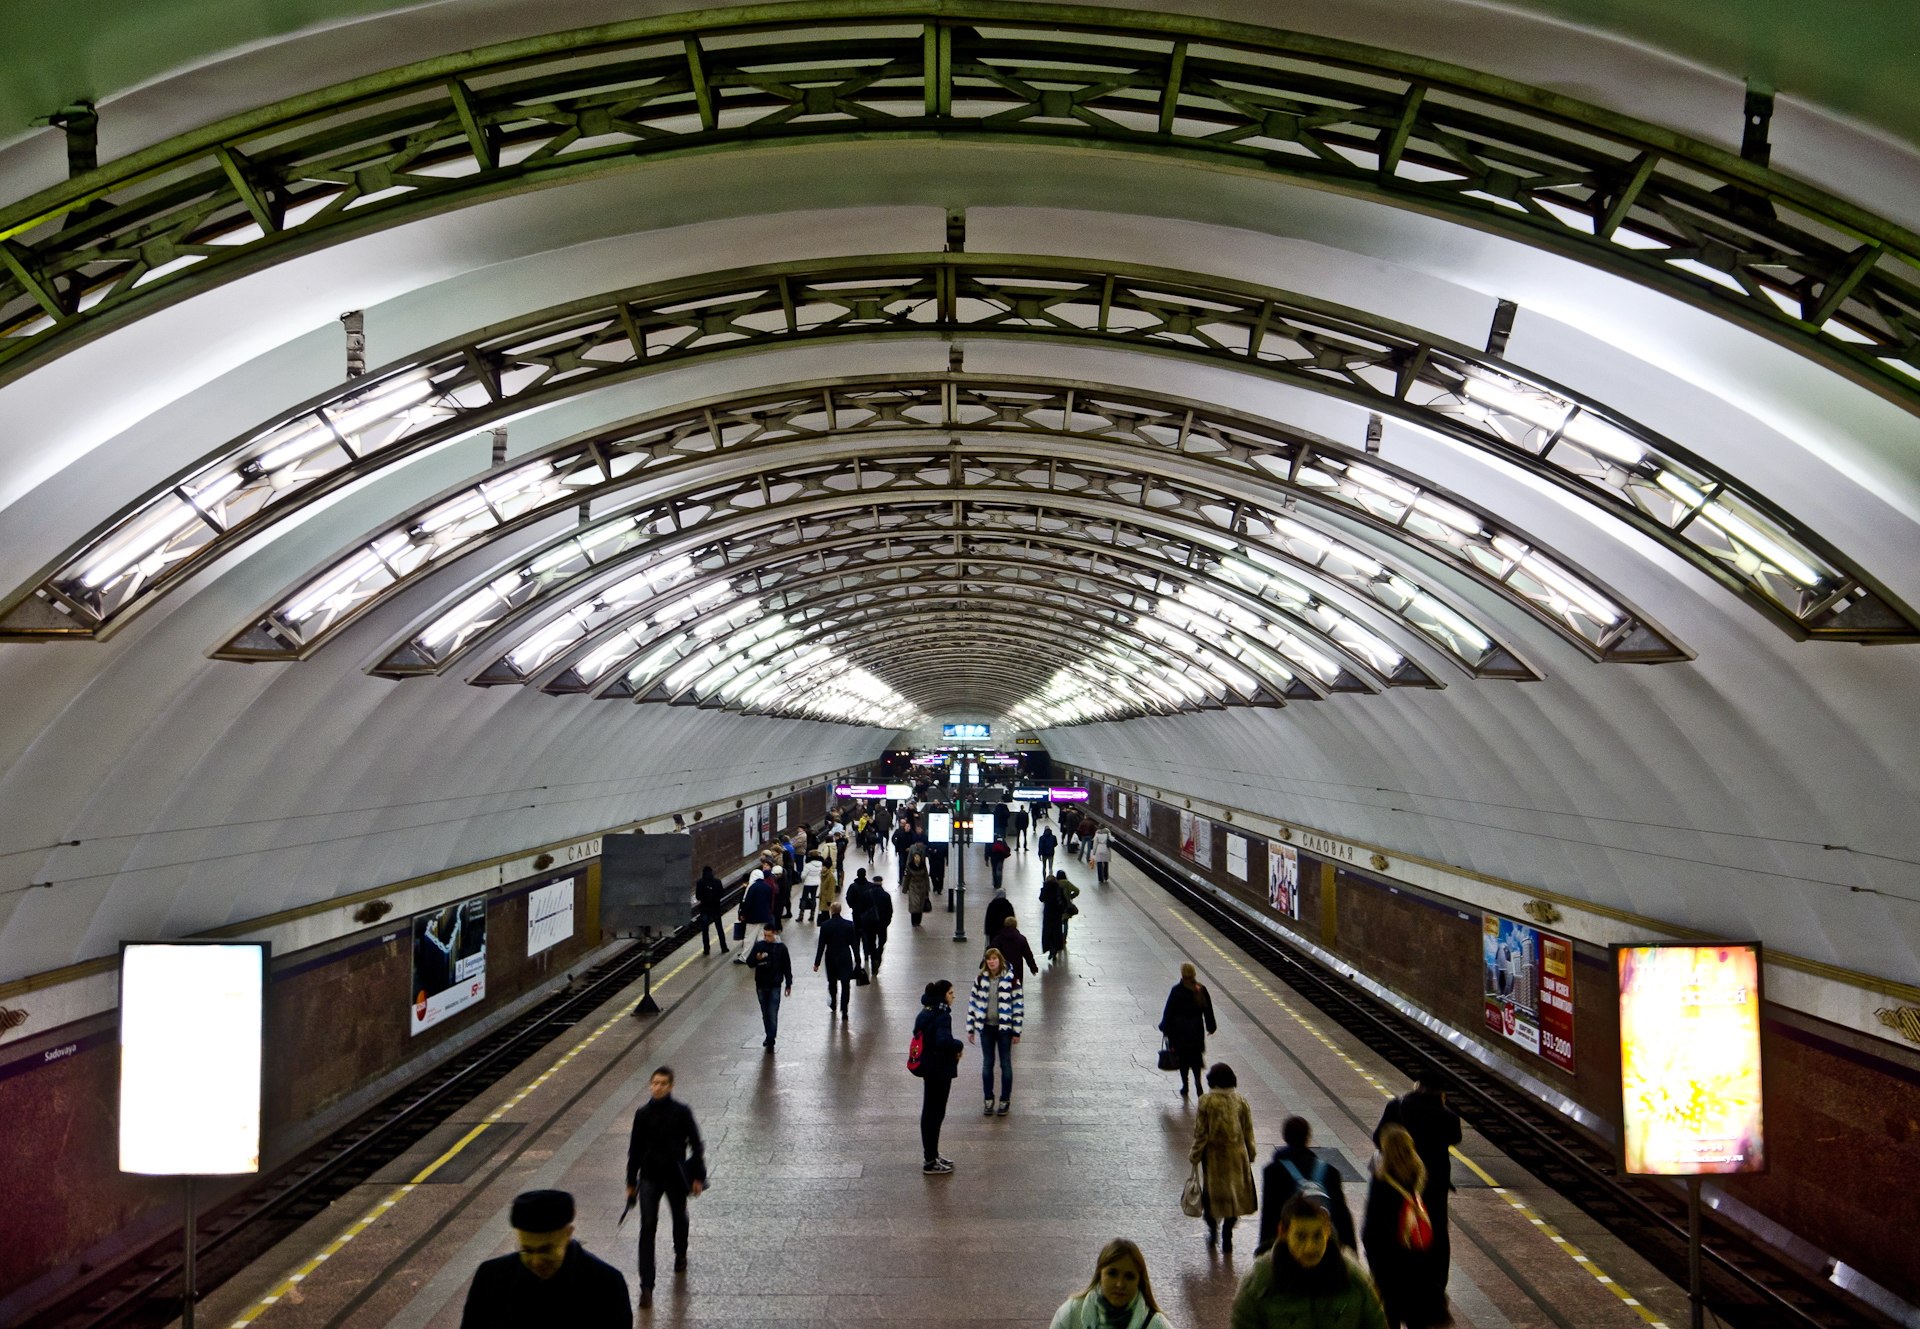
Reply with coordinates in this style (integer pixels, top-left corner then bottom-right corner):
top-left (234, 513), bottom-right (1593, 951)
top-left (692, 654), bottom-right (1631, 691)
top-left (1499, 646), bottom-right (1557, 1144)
top-left (189, 838), bottom-right (1693, 1328)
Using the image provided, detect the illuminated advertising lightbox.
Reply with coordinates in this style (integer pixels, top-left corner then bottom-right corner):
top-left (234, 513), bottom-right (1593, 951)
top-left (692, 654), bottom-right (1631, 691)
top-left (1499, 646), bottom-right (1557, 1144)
top-left (1617, 943), bottom-right (1766, 1176)
top-left (119, 942), bottom-right (267, 1175)
top-left (411, 895), bottom-right (488, 1035)
top-left (943, 723), bottom-right (991, 739)
top-left (925, 811), bottom-right (952, 844)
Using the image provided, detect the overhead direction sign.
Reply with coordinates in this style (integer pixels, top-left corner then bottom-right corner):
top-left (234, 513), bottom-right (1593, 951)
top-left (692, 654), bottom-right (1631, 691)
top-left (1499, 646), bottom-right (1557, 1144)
top-left (1012, 786), bottom-right (1089, 801)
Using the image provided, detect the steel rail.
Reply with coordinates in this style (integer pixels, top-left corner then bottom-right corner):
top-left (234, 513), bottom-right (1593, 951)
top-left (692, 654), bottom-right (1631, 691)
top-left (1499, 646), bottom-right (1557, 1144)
top-left (1, 4), bottom-right (1917, 413)
top-left (5, 257), bottom-right (1896, 650)
top-left (1114, 834), bottom-right (1897, 1329)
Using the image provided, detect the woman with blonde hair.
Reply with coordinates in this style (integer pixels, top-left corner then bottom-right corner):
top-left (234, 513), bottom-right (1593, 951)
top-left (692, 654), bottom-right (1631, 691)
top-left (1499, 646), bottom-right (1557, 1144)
top-left (1048, 1238), bottom-right (1174, 1328)
top-left (1362, 1124), bottom-right (1445, 1326)
top-left (965, 947), bottom-right (1024, 1116)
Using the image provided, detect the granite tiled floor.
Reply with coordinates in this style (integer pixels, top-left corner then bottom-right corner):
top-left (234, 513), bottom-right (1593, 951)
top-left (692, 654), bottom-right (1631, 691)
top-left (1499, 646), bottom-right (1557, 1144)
top-left (192, 838), bottom-right (1690, 1328)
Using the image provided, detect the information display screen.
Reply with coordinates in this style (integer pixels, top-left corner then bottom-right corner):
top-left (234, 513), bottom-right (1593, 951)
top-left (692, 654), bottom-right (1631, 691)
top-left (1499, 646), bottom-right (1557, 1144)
top-left (943, 723), bottom-right (991, 739)
top-left (1617, 942), bottom-right (1766, 1175)
top-left (924, 811), bottom-right (952, 844)
top-left (119, 942), bottom-right (266, 1175)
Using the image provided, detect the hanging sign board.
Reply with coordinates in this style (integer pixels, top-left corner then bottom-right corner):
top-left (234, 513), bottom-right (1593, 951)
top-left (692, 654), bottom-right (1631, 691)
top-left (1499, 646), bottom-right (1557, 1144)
top-left (119, 942), bottom-right (267, 1175)
top-left (1617, 942), bottom-right (1766, 1175)
top-left (925, 811), bottom-right (952, 844)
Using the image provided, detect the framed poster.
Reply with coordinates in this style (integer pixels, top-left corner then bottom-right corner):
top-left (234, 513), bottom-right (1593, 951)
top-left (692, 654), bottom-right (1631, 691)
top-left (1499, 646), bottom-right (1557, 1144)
top-left (1116, 792), bottom-right (1128, 819)
top-left (1178, 811), bottom-right (1213, 866)
top-left (527, 879), bottom-right (575, 957)
top-left (1132, 793), bottom-right (1151, 835)
top-left (1225, 834), bottom-right (1248, 880)
top-left (742, 801), bottom-right (765, 856)
top-left (1102, 786), bottom-right (1117, 817)
top-left (1481, 913), bottom-right (1576, 1072)
top-left (1617, 942), bottom-right (1765, 1175)
top-left (1268, 842), bottom-right (1299, 918)
top-left (411, 894), bottom-right (488, 1035)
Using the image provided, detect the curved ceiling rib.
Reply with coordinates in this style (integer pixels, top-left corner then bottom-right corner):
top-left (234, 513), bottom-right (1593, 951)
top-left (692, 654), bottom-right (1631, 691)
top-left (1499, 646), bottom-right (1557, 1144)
top-left (504, 552), bottom-right (1382, 700)
top-left (2, 6), bottom-right (1916, 407)
top-left (4, 257), bottom-right (1893, 648)
top-left (222, 375), bottom-right (1680, 665)
top-left (356, 449), bottom-right (1537, 683)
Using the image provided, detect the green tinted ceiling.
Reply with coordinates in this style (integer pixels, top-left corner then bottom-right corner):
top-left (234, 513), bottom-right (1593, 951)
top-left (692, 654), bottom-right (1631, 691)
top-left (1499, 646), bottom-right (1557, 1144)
top-left (4, 0), bottom-right (1919, 149)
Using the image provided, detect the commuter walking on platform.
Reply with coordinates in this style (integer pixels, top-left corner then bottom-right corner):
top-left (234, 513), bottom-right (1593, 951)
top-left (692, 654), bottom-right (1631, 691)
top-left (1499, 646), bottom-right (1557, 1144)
top-left (1190, 1063), bottom-right (1258, 1252)
top-left (903, 845), bottom-right (934, 926)
top-left (988, 912), bottom-right (1040, 984)
top-left (983, 884), bottom-right (1015, 937)
top-left (817, 856), bottom-right (840, 916)
top-left (833, 824), bottom-right (849, 877)
top-left (1090, 825), bottom-right (1113, 884)
top-left (1159, 963), bottom-right (1217, 1097)
top-left (694, 866), bottom-right (728, 956)
top-left (460, 1189), bottom-right (631, 1329)
top-left (892, 820), bottom-right (917, 883)
top-left (624, 1069), bottom-right (709, 1310)
top-left (797, 852), bottom-right (823, 923)
top-left (1038, 824), bottom-right (1059, 876)
top-left (966, 947), bottom-right (1024, 1115)
top-left (733, 870), bottom-right (774, 964)
top-left (1011, 803), bottom-right (1031, 851)
top-left (911, 980), bottom-right (965, 1173)
top-left (867, 876), bottom-right (894, 973)
top-left (1048, 1238), bottom-right (1174, 1329)
top-left (1373, 1072), bottom-right (1461, 1287)
top-left (1257, 1116), bottom-right (1356, 1256)
top-left (986, 834), bottom-right (1012, 888)
top-left (1231, 1194), bottom-right (1387, 1329)
top-left (745, 923), bottom-right (793, 1051)
top-left (1363, 1125), bottom-right (1445, 1328)
top-left (928, 839), bottom-right (949, 899)
top-left (814, 902), bottom-right (860, 1019)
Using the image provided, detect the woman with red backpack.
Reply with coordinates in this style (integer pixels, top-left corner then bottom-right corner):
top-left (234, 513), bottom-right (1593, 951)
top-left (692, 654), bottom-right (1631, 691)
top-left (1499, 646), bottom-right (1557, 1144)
top-left (1362, 1125), bottom-right (1445, 1327)
top-left (910, 980), bottom-right (965, 1174)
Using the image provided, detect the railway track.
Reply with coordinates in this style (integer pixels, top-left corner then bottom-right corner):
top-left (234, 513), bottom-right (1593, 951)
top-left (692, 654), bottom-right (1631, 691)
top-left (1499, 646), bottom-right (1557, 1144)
top-left (27, 885), bottom-right (739, 1329)
top-left (1120, 840), bottom-right (1895, 1329)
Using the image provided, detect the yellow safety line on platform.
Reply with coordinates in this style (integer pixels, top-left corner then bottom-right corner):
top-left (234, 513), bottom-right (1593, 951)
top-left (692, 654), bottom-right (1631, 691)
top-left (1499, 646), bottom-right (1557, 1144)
top-left (1165, 909), bottom-right (1671, 1329)
top-left (228, 951), bottom-right (699, 1327)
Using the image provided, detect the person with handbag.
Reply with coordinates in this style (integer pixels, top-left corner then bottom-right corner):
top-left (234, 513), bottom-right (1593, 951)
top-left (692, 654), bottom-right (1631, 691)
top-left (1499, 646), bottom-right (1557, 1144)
top-left (1159, 963), bottom-right (1217, 1096)
top-left (1040, 871), bottom-right (1078, 962)
top-left (1090, 826), bottom-right (1113, 883)
top-left (1362, 1126), bottom-right (1445, 1327)
top-left (965, 947), bottom-right (1024, 1116)
top-left (1048, 1238), bottom-right (1175, 1329)
top-left (813, 902), bottom-right (860, 1020)
top-left (624, 1067), bottom-right (708, 1310)
top-left (911, 980), bottom-right (965, 1174)
top-left (1189, 1063), bottom-right (1258, 1251)
top-left (693, 866), bottom-right (727, 956)
top-left (1231, 1193), bottom-right (1387, 1329)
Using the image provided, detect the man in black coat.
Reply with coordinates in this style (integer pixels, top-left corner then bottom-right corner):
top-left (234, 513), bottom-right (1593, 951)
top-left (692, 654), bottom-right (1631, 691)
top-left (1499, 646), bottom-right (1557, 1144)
top-left (460, 1189), bottom-right (630, 1329)
top-left (1255, 1115), bottom-right (1357, 1256)
top-left (813, 902), bottom-right (860, 1018)
top-left (1374, 1070), bottom-right (1464, 1281)
top-left (694, 866), bottom-right (727, 956)
top-left (982, 886), bottom-right (1015, 938)
top-left (745, 923), bottom-right (794, 1050)
top-left (988, 916), bottom-right (1039, 985)
top-left (625, 1068), bottom-right (707, 1308)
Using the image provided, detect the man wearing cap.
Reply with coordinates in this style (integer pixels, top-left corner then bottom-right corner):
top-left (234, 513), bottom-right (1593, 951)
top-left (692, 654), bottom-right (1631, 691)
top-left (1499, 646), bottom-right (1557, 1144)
top-left (625, 1066), bottom-right (708, 1308)
top-left (459, 1189), bottom-right (630, 1328)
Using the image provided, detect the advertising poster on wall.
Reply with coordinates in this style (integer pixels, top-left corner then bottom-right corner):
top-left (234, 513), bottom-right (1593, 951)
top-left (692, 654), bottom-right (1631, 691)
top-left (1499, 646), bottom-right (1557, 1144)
top-left (411, 895), bottom-right (487, 1035)
top-left (1268, 842), bottom-right (1300, 918)
top-left (1102, 786), bottom-right (1117, 817)
top-left (1132, 793), bottom-right (1151, 835)
top-left (1225, 834), bottom-right (1248, 880)
top-left (1116, 791), bottom-right (1128, 820)
top-left (1482, 913), bottom-right (1576, 1072)
top-left (742, 801), bottom-right (765, 856)
top-left (776, 800), bottom-right (789, 832)
top-left (527, 879), bottom-right (576, 957)
top-left (1618, 943), bottom-right (1766, 1175)
top-left (1178, 811), bottom-right (1213, 866)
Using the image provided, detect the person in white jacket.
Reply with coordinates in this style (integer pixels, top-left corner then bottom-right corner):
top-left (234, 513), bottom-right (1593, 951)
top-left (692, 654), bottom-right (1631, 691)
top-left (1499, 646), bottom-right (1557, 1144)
top-left (1049, 1238), bottom-right (1175, 1329)
top-left (1090, 827), bottom-right (1113, 884)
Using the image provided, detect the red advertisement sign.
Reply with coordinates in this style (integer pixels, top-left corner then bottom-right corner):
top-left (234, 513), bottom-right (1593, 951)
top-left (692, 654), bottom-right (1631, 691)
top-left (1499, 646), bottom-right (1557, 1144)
top-left (1539, 934), bottom-right (1577, 1072)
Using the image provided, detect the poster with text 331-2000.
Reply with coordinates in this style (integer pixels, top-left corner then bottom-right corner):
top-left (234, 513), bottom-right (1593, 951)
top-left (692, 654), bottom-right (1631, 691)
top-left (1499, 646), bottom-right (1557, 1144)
top-left (1482, 912), bottom-right (1575, 1072)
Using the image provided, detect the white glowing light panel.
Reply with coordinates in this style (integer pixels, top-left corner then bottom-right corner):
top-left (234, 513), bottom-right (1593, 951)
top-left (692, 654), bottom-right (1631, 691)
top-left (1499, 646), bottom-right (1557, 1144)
top-left (119, 942), bottom-right (266, 1175)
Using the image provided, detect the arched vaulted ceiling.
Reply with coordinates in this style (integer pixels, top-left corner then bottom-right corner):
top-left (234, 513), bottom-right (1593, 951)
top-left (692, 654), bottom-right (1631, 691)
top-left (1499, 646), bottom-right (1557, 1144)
top-left (1, 0), bottom-right (1918, 987)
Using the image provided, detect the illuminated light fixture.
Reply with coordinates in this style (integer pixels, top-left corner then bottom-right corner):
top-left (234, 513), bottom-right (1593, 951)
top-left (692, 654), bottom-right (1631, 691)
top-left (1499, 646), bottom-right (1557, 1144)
top-left (1408, 588), bottom-right (1492, 653)
top-left (416, 588), bottom-right (497, 649)
top-left (1695, 503), bottom-right (1825, 588)
top-left (284, 549), bottom-right (384, 623)
top-left (322, 372), bottom-right (436, 437)
top-left (1463, 374), bottom-right (1571, 433)
top-left (1560, 412), bottom-right (1648, 465)
top-left (1492, 536), bottom-right (1622, 624)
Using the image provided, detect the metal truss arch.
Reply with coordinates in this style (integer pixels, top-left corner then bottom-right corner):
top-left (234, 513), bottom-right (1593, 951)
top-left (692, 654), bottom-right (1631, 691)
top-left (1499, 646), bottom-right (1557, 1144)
top-left (6, 257), bottom-right (1897, 650)
top-left (3, 3), bottom-right (1918, 412)
top-left (353, 451), bottom-right (1530, 684)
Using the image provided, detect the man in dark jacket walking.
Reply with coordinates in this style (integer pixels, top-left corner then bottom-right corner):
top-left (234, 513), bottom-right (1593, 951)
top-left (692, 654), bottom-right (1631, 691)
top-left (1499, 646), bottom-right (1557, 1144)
top-left (745, 923), bottom-right (793, 1050)
top-left (624, 1070), bottom-right (707, 1309)
top-left (985, 836), bottom-right (1011, 888)
top-left (1373, 1071), bottom-right (1463, 1282)
top-left (1256, 1115), bottom-right (1356, 1255)
top-left (460, 1189), bottom-right (630, 1329)
top-left (733, 871), bottom-right (774, 964)
top-left (694, 866), bottom-right (727, 955)
top-left (813, 902), bottom-right (860, 1018)
top-left (988, 915), bottom-right (1039, 984)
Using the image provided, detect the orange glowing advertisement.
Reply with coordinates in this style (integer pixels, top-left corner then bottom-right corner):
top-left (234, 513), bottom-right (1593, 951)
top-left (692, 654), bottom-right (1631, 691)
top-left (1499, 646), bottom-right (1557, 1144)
top-left (1616, 943), bottom-right (1766, 1176)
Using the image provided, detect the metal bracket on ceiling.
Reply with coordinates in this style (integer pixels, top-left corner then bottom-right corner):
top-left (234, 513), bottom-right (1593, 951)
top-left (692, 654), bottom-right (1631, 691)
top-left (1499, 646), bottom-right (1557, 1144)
top-left (1365, 413), bottom-right (1384, 455)
top-left (1485, 299), bottom-right (1518, 357)
top-left (945, 208), bottom-right (966, 253)
top-left (1741, 82), bottom-right (1775, 168)
top-left (490, 425), bottom-right (508, 468)
top-left (35, 102), bottom-right (97, 178)
top-left (340, 310), bottom-right (366, 379)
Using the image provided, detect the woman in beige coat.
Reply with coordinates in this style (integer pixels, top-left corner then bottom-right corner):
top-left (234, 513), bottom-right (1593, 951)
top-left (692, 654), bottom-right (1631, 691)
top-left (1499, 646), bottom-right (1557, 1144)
top-left (1189, 1062), bottom-right (1257, 1251)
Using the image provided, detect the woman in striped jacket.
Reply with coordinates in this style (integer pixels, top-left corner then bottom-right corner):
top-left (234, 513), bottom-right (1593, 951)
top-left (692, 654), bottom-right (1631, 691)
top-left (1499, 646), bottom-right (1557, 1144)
top-left (965, 948), bottom-right (1025, 1117)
